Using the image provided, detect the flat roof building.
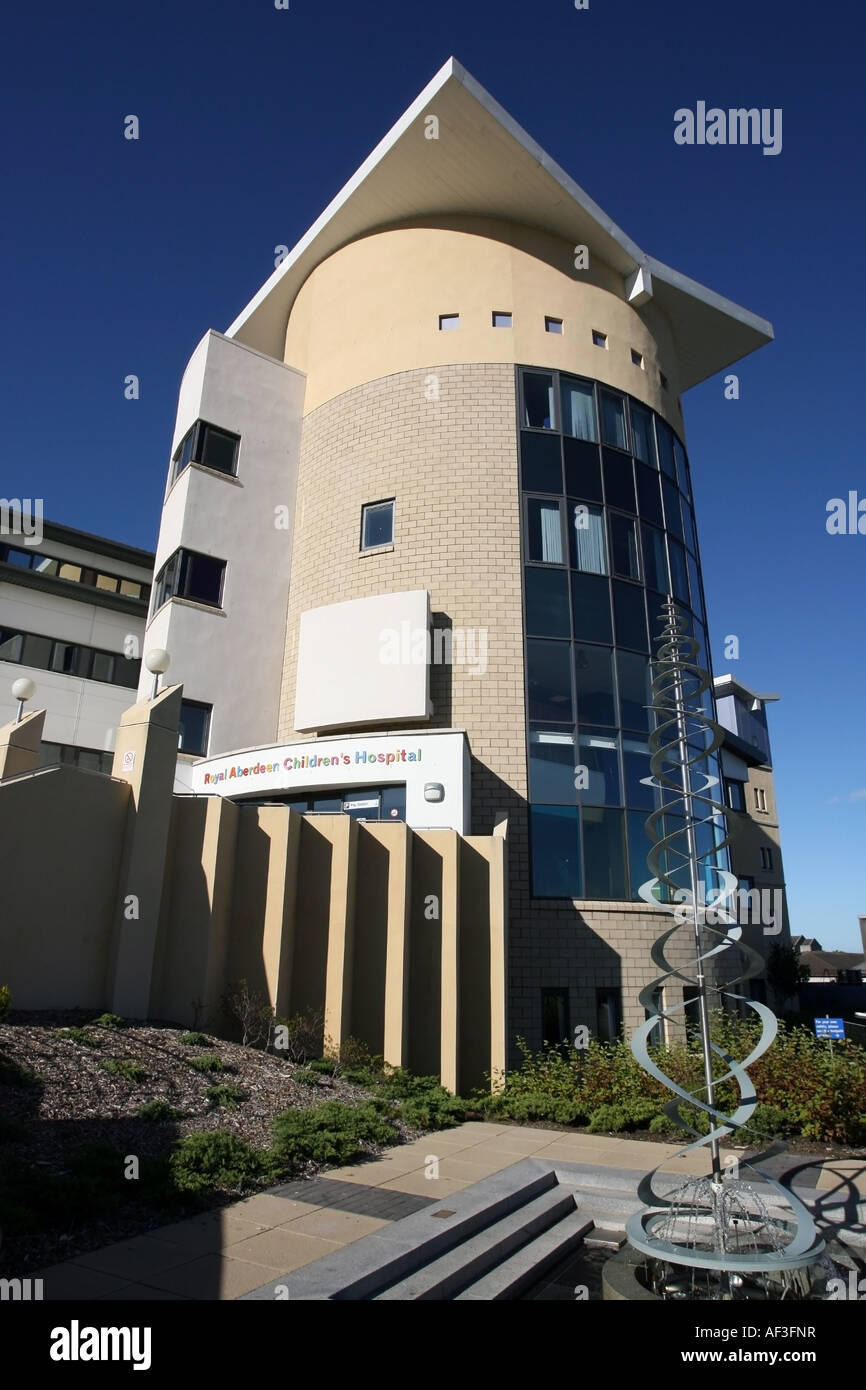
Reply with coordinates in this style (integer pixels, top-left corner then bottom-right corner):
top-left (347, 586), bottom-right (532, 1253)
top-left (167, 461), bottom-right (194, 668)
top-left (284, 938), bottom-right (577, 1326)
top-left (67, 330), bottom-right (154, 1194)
top-left (138, 59), bottom-right (778, 1054)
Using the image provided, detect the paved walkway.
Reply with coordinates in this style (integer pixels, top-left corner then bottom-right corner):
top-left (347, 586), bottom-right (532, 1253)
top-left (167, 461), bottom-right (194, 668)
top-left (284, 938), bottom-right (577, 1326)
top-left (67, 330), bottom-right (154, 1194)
top-left (35, 1123), bottom-right (866, 1300)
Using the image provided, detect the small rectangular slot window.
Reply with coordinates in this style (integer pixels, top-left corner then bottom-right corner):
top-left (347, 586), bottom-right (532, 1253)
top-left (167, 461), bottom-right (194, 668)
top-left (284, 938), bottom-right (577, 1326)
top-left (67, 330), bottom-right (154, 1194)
top-left (545, 316), bottom-right (563, 334)
top-left (631, 349), bottom-right (645, 368)
top-left (492, 311), bottom-right (512, 328)
top-left (439, 313), bottom-right (459, 331)
top-left (592, 330), bottom-right (607, 348)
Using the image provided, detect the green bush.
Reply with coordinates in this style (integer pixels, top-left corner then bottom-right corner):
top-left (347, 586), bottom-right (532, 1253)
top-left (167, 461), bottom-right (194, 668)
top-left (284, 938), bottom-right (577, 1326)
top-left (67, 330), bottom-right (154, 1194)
top-left (648, 1113), bottom-right (679, 1137)
top-left (0, 1055), bottom-right (37, 1088)
top-left (59, 1027), bottom-right (101, 1048)
top-left (101, 1059), bottom-right (147, 1083)
top-left (91, 1013), bottom-right (125, 1029)
top-left (271, 1100), bottom-right (398, 1169)
top-left (0, 985), bottom-right (11, 1023)
top-left (169, 1130), bottom-right (264, 1195)
top-left (370, 1069), bottom-right (467, 1130)
top-left (294, 1069), bottom-right (324, 1088)
top-left (206, 1083), bottom-right (247, 1109)
top-left (137, 1100), bottom-right (183, 1122)
top-left (188, 1055), bottom-right (228, 1074)
top-left (587, 1104), bottom-right (631, 1133)
top-left (745, 1102), bottom-right (794, 1139)
top-left (180, 1031), bottom-right (211, 1047)
top-left (305, 1056), bottom-right (339, 1076)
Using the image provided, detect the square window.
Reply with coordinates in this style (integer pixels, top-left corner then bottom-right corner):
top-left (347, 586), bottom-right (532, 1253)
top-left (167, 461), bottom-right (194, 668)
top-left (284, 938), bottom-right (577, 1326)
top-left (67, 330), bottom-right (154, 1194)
top-left (21, 633), bottom-right (52, 668)
top-left (200, 424), bottom-right (240, 475)
top-left (0, 629), bottom-right (24, 662)
top-left (4, 547), bottom-right (34, 568)
top-left (89, 650), bottom-right (116, 683)
top-left (492, 311), bottom-right (512, 328)
top-left (361, 500), bottom-right (394, 550)
top-left (439, 313), bottom-right (459, 330)
top-left (50, 642), bottom-right (83, 676)
top-left (631, 349), bottom-right (644, 368)
top-left (58, 562), bottom-right (82, 582)
top-left (545, 316), bottom-right (563, 334)
top-left (592, 330), bottom-right (607, 348)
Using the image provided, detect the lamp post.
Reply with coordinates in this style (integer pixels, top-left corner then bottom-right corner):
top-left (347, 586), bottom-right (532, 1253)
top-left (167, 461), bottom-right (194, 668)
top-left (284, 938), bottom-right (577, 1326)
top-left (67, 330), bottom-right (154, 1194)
top-left (11, 677), bottom-right (36, 724)
top-left (144, 648), bottom-right (170, 700)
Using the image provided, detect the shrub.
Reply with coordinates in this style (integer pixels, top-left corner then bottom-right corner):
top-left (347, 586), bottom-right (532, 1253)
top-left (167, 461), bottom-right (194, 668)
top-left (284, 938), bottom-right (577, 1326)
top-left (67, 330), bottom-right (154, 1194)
top-left (271, 1100), bottom-right (398, 1169)
top-left (272, 1009), bottom-right (325, 1064)
top-left (137, 1100), bottom-right (183, 1122)
top-left (649, 1113), bottom-right (679, 1137)
top-left (0, 1055), bottom-right (37, 1087)
top-left (745, 1102), bottom-right (794, 1139)
top-left (101, 1059), bottom-right (147, 1083)
top-left (59, 1027), bottom-right (101, 1048)
top-left (371, 1069), bottom-right (467, 1130)
top-left (91, 1013), bottom-right (125, 1029)
top-left (587, 1104), bottom-right (632, 1134)
top-left (170, 1130), bottom-right (264, 1195)
top-left (0, 985), bottom-right (11, 1023)
top-left (180, 1031), bottom-right (210, 1047)
top-left (306, 1056), bottom-right (339, 1076)
top-left (223, 979), bottom-right (274, 1048)
top-left (206, 1083), bottom-right (247, 1109)
top-left (188, 1055), bottom-right (228, 1074)
top-left (294, 1069), bottom-right (325, 1088)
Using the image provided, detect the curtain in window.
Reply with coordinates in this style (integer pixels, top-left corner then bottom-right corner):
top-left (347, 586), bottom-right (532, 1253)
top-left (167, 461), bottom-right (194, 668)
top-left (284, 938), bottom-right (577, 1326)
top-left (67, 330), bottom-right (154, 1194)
top-left (573, 504), bottom-right (607, 574)
top-left (561, 379), bottom-right (597, 441)
top-left (540, 503), bottom-right (562, 563)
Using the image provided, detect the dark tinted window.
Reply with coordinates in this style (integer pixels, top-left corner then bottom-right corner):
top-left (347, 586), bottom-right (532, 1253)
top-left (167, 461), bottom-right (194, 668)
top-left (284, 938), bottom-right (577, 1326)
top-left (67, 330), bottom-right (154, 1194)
top-left (656, 419), bottom-right (676, 478)
top-left (570, 572), bottom-right (612, 644)
top-left (523, 372), bottom-right (556, 429)
top-left (641, 524), bottom-right (669, 593)
top-left (600, 390), bottom-right (628, 450)
top-left (179, 700), bottom-right (211, 756)
top-left (563, 437), bottom-right (602, 501)
top-left (662, 478), bottom-right (684, 542)
top-left (520, 431), bottom-right (562, 493)
top-left (527, 640), bottom-right (573, 723)
top-left (577, 730), bottom-right (620, 806)
top-left (582, 807), bottom-right (626, 898)
top-left (574, 644), bottom-right (616, 725)
top-left (531, 805), bottom-right (581, 897)
top-left (526, 498), bottom-right (564, 564)
top-left (635, 464), bottom-right (663, 527)
top-left (618, 650), bottom-right (652, 732)
top-left (525, 566), bottom-right (570, 637)
top-left (612, 581), bottom-right (648, 651)
top-left (529, 728), bottom-right (577, 804)
top-left (602, 450), bottom-right (636, 512)
top-left (630, 402), bottom-right (656, 467)
top-left (610, 513), bottom-right (640, 581)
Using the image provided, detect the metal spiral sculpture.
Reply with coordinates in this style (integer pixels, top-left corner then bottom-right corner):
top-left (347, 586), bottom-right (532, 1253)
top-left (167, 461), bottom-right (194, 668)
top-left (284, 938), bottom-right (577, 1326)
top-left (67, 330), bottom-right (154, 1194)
top-left (626, 598), bottom-right (824, 1277)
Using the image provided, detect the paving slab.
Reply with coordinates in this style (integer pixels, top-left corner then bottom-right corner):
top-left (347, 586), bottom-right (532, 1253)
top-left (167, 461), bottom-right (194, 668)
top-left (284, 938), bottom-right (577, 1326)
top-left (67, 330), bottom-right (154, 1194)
top-left (286, 1209), bottom-right (389, 1242)
top-left (142, 1252), bottom-right (293, 1299)
top-left (73, 1235), bottom-right (204, 1280)
top-left (38, 1262), bottom-right (136, 1301)
top-left (221, 1227), bottom-right (341, 1272)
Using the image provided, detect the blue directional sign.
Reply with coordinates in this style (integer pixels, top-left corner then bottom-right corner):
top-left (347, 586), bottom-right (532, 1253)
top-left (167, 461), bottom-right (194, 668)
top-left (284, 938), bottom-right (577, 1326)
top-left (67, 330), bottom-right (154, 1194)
top-left (815, 1017), bottom-right (845, 1040)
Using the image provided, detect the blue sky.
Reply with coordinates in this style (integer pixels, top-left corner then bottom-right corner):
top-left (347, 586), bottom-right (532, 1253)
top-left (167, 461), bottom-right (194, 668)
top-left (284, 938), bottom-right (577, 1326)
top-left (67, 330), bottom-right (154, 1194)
top-left (2, 0), bottom-right (863, 947)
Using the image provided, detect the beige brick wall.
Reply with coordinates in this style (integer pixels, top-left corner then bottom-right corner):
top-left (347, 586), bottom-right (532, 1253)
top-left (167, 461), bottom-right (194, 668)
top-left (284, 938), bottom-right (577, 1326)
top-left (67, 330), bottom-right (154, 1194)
top-left (278, 363), bottom-right (723, 1055)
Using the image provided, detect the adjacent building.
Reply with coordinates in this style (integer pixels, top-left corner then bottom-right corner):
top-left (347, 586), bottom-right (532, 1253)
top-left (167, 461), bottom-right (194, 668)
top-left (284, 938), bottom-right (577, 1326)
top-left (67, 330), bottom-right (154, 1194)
top-left (0, 521), bottom-right (152, 770)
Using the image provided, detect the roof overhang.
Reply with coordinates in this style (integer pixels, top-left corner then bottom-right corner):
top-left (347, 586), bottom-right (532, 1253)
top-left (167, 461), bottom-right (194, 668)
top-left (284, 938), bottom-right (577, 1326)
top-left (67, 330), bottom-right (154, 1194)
top-left (714, 674), bottom-right (780, 705)
top-left (227, 57), bottom-right (773, 389)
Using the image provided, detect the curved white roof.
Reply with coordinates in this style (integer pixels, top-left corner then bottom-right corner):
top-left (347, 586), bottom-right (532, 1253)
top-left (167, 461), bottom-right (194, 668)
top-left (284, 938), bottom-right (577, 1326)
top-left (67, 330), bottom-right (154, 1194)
top-left (227, 57), bottom-right (773, 390)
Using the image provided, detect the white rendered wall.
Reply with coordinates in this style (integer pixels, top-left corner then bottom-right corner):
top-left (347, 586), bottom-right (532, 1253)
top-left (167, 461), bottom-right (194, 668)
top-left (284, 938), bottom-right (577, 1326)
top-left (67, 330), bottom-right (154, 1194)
top-left (0, 581), bottom-right (147, 753)
top-left (294, 590), bottom-right (431, 732)
top-left (138, 331), bottom-right (306, 755)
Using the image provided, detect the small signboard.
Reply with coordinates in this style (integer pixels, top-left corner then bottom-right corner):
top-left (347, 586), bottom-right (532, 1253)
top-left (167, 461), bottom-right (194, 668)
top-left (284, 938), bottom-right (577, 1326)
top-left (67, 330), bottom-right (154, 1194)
top-left (121, 750), bottom-right (136, 773)
top-left (814, 1017), bottom-right (845, 1040)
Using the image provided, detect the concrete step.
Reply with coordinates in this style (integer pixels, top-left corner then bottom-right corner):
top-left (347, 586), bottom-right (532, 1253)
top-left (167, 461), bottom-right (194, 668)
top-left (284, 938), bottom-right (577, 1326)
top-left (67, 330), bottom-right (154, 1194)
top-left (457, 1211), bottom-right (593, 1301)
top-left (375, 1187), bottom-right (579, 1300)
